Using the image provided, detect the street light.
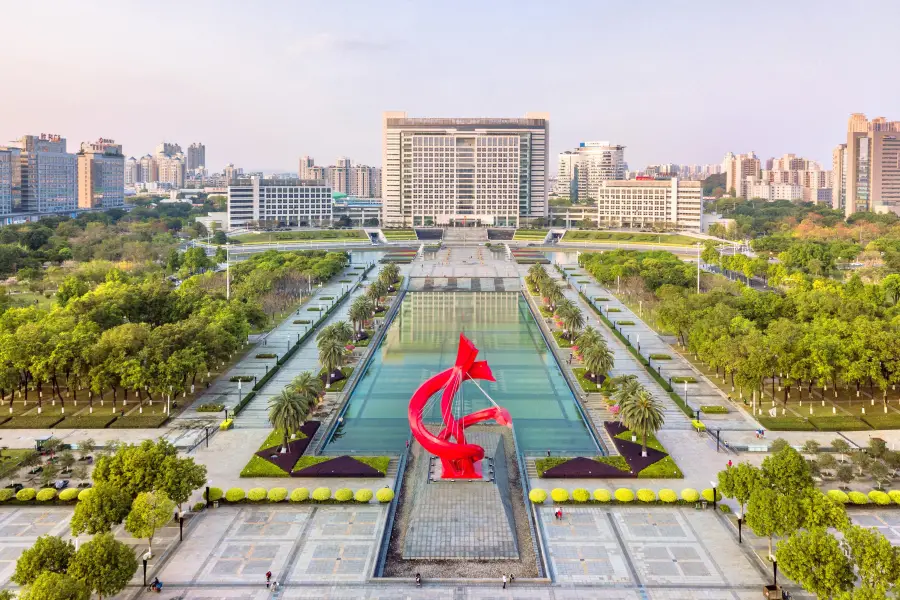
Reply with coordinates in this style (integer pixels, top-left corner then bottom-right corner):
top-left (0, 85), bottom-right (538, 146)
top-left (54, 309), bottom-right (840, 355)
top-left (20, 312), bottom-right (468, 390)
top-left (736, 512), bottom-right (743, 544)
top-left (710, 480), bottom-right (718, 511)
top-left (769, 554), bottom-right (778, 588)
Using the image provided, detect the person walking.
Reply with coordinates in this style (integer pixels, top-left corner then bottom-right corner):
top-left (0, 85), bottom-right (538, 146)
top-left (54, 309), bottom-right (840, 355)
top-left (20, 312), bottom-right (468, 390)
top-left (266, 571), bottom-right (272, 588)
top-left (502, 574), bottom-right (508, 589)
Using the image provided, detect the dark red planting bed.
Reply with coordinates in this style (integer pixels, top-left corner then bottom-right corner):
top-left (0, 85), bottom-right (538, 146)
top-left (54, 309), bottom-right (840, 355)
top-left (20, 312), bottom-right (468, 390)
top-left (291, 455), bottom-right (382, 477)
top-left (255, 421), bottom-right (320, 473)
top-left (541, 456), bottom-right (633, 479)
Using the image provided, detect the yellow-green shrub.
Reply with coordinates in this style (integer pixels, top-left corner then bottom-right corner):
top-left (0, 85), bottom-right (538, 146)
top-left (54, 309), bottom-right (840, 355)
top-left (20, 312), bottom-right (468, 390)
top-left (889, 490), bottom-right (900, 504)
top-left (551, 488), bottom-right (569, 503)
top-left (614, 488), bottom-right (634, 503)
top-left (16, 488), bottom-right (36, 501)
top-left (77, 488), bottom-right (93, 502)
top-left (637, 489), bottom-right (656, 503)
top-left (354, 489), bottom-right (373, 503)
top-left (848, 491), bottom-right (869, 505)
top-left (376, 488), bottom-right (394, 503)
top-left (659, 489), bottom-right (677, 503)
top-left (208, 487), bottom-right (224, 501)
top-left (572, 488), bottom-right (590, 503)
top-left (36, 488), bottom-right (57, 502)
top-left (0, 488), bottom-right (14, 502)
top-left (225, 487), bottom-right (245, 502)
top-left (681, 488), bottom-right (700, 502)
top-left (290, 488), bottom-right (309, 502)
top-left (593, 489), bottom-right (611, 502)
top-left (529, 489), bottom-right (548, 504)
top-left (868, 490), bottom-right (890, 505)
top-left (701, 488), bottom-right (722, 502)
top-left (827, 490), bottom-right (849, 504)
top-left (58, 488), bottom-right (79, 502)
top-left (335, 488), bottom-right (353, 502)
top-left (312, 487), bottom-right (331, 502)
top-left (267, 488), bottom-right (288, 502)
top-left (247, 488), bottom-right (266, 502)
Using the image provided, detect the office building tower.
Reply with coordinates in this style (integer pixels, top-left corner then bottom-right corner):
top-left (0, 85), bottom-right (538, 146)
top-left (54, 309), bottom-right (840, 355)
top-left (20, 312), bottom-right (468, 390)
top-left (832, 144), bottom-right (847, 211)
top-left (124, 157), bottom-right (139, 186)
top-left (227, 177), bottom-right (332, 230)
top-left (299, 156), bottom-right (315, 180)
top-left (15, 134), bottom-right (77, 212)
top-left (381, 111), bottom-right (549, 227)
top-left (556, 142), bottom-right (626, 201)
top-left (0, 147), bottom-right (21, 214)
top-left (77, 139), bottom-right (125, 209)
top-left (187, 143), bottom-right (206, 171)
top-left (597, 178), bottom-right (703, 230)
top-left (722, 151), bottom-right (760, 197)
top-left (329, 156), bottom-right (351, 194)
top-left (843, 113), bottom-right (900, 216)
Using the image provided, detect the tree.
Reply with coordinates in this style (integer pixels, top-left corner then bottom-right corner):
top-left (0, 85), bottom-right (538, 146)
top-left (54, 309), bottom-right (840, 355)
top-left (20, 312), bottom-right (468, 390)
top-left (842, 525), bottom-right (900, 593)
top-left (318, 336), bottom-right (345, 387)
top-left (618, 388), bottom-right (665, 458)
top-left (348, 296), bottom-right (373, 335)
top-left (125, 490), bottom-right (175, 554)
top-left (268, 389), bottom-right (306, 451)
top-left (801, 439), bottom-right (820, 455)
top-left (67, 532), bottom-right (138, 600)
top-left (211, 230), bottom-right (228, 245)
top-left (91, 439), bottom-right (179, 499)
top-left (20, 572), bottom-right (90, 600)
top-left (289, 371), bottom-right (324, 412)
top-left (800, 489), bottom-right (849, 531)
top-left (836, 587), bottom-right (894, 600)
top-left (156, 454), bottom-right (207, 512)
top-left (869, 460), bottom-right (891, 489)
top-left (760, 446), bottom-right (813, 495)
top-left (776, 529), bottom-right (854, 599)
top-left (832, 438), bottom-right (851, 463)
top-left (12, 535), bottom-right (76, 586)
top-left (835, 464), bottom-right (854, 486)
top-left (717, 462), bottom-right (761, 514)
top-left (581, 343), bottom-right (614, 382)
top-left (746, 487), bottom-right (802, 555)
top-left (70, 484), bottom-right (132, 536)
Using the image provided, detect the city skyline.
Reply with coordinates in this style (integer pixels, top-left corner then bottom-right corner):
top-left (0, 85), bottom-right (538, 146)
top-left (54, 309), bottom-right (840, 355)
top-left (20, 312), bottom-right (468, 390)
top-left (3, 0), bottom-right (897, 173)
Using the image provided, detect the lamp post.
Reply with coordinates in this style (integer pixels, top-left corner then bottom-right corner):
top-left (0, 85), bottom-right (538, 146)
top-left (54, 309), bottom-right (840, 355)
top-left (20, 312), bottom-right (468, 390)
top-left (736, 512), bottom-right (743, 544)
top-left (769, 554), bottom-right (778, 587)
top-left (710, 480), bottom-right (718, 511)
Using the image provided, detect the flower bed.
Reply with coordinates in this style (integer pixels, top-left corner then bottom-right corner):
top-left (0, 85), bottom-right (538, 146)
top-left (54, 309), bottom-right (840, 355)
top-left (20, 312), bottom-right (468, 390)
top-left (293, 320), bottom-right (312, 325)
top-left (573, 368), bottom-right (602, 393)
top-left (648, 354), bottom-right (671, 360)
top-left (670, 376), bottom-right (697, 384)
top-left (319, 367), bottom-right (354, 392)
top-left (197, 403), bottom-right (225, 412)
top-left (700, 405), bottom-right (728, 414)
top-left (230, 376), bottom-right (254, 382)
top-left (242, 422), bottom-right (320, 477)
top-left (552, 330), bottom-right (573, 348)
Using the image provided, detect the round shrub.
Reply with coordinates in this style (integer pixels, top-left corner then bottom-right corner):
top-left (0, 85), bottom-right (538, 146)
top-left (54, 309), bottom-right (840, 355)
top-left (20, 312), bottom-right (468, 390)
top-left (572, 488), bottom-right (590, 503)
top-left (614, 488), bottom-right (635, 503)
top-left (312, 487), bottom-right (331, 502)
top-left (290, 488), bottom-right (309, 502)
top-left (551, 488), bottom-right (569, 503)
top-left (247, 488), bottom-right (266, 502)
top-left (848, 491), bottom-right (869, 505)
top-left (77, 488), bottom-right (93, 502)
top-left (355, 489), bottom-right (373, 503)
top-left (529, 489), bottom-right (548, 504)
top-left (58, 488), bottom-right (79, 502)
top-left (36, 488), bottom-right (57, 502)
top-left (827, 490), bottom-right (849, 504)
top-left (637, 489), bottom-right (656, 503)
top-left (267, 488), bottom-right (288, 503)
top-left (701, 488), bottom-right (722, 502)
top-left (225, 487), bottom-right (246, 502)
top-left (659, 489), bottom-right (677, 503)
top-left (681, 488), bottom-right (700, 502)
top-left (593, 489), bottom-right (611, 502)
top-left (376, 488), bottom-right (395, 503)
top-left (16, 488), bottom-right (36, 502)
top-left (888, 490), bottom-right (900, 504)
top-left (868, 490), bottom-right (890, 505)
top-left (208, 487), bottom-right (224, 502)
top-left (0, 488), bottom-right (14, 502)
top-left (335, 488), bottom-right (353, 502)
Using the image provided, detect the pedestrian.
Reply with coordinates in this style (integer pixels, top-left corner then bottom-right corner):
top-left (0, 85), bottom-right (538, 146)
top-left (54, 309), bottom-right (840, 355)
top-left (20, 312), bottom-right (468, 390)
top-left (266, 571), bottom-right (272, 588)
top-left (546, 450), bottom-right (551, 457)
top-left (727, 459), bottom-right (732, 468)
top-left (272, 580), bottom-right (279, 591)
top-left (558, 506), bottom-right (564, 520)
top-left (509, 574), bottom-right (515, 587)
top-left (415, 572), bottom-right (421, 587)
top-left (502, 574), bottom-right (507, 589)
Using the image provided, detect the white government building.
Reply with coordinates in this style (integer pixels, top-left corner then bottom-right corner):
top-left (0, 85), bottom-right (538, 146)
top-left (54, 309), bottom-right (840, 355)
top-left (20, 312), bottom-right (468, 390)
top-left (227, 177), bottom-right (333, 230)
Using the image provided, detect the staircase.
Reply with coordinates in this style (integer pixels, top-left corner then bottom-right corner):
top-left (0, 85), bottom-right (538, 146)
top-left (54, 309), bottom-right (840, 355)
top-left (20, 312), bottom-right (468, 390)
top-left (583, 395), bottom-right (620, 454)
top-left (385, 457), bottom-right (401, 480)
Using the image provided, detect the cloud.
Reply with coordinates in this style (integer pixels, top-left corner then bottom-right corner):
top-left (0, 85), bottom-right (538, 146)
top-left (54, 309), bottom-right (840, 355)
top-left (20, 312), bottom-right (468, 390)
top-left (286, 33), bottom-right (395, 57)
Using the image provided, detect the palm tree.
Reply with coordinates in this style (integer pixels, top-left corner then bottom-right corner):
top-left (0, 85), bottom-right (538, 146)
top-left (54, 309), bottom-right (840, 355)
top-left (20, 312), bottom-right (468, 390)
top-left (543, 283), bottom-right (564, 310)
top-left (366, 280), bottom-right (387, 309)
top-left (582, 343), bottom-right (614, 383)
top-left (575, 326), bottom-right (605, 353)
top-left (318, 337), bottom-right (346, 388)
top-left (349, 296), bottom-right (373, 335)
top-left (611, 375), bottom-right (641, 413)
top-left (330, 321), bottom-right (354, 344)
top-left (268, 389), bottom-right (305, 452)
top-left (289, 371), bottom-right (324, 413)
top-left (380, 264), bottom-right (400, 288)
top-left (558, 303), bottom-right (584, 339)
top-left (619, 388), bottom-right (666, 457)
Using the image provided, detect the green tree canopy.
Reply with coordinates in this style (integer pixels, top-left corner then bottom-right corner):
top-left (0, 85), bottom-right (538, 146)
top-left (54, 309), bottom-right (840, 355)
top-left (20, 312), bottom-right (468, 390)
top-left (70, 484), bottom-right (132, 536)
top-left (67, 532), bottom-right (138, 600)
top-left (12, 535), bottom-right (75, 586)
top-left (20, 572), bottom-right (90, 600)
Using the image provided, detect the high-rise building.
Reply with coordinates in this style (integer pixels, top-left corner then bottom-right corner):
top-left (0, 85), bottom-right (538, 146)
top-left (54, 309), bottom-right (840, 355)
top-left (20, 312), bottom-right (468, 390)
top-left (138, 155), bottom-right (156, 184)
top-left (154, 143), bottom-right (185, 188)
top-left (15, 134), bottom-right (77, 212)
top-left (0, 147), bottom-right (22, 214)
top-left (299, 156), bottom-right (315, 180)
top-left (77, 139), bottom-right (125, 209)
top-left (556, 142), bottom-right (626, 201)
top-left (596, 178), bottom-right (703, 229)
top-left (843, 113), bottom-right (900, 216)
top-left (187, 143), bottom-right (206, 171)
top-left (227, 177), bottom-right (332, 230)
top-left (124, 157), bottom-right (139, 186)
top-left (350, 165), bottom-right (381, 198)
top-left (329, 156), bottom-right (352, 195)
top-left (381, 111), bottom-right (549, 226)
top-left (155, 142), bottom-right (182, 157)
top-left (722, 151), bottom-right (760, 197)
top-left (223, 163), bottom-right (243, 184)
top-left (832, 144), bottom-right (847, 211)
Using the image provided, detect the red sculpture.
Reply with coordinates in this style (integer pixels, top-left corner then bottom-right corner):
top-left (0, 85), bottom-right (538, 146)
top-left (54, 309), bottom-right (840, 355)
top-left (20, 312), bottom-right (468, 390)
top-left (408, 334), bottom-right (512, 479)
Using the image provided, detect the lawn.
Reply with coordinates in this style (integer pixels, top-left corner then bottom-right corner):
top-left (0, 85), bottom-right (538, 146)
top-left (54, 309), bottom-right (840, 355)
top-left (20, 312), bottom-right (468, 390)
top-left (229, 230), bottom-right (367, 244)
top-left (552, 330), bottom-right (573, 348)
top-left (573, 368), bottom-right (601, 393)
top-left (382, 229), bottom-right (418, 241)
top-left (513, 229), bottom-right (548, 241)
top-left (561, 231), bottom-right (700, 246)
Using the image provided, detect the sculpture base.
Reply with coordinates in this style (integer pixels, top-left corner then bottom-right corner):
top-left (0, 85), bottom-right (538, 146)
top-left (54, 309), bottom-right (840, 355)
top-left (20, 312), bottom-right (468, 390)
top-left (433, 457), bottom-right (484, 481)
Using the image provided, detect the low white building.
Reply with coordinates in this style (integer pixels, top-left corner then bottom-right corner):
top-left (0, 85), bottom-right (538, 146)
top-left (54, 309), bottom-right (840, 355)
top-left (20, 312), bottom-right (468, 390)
top-left (596, 178), bottom-right (703, 230)
top-left (227, 177), bottom-right (332, 230)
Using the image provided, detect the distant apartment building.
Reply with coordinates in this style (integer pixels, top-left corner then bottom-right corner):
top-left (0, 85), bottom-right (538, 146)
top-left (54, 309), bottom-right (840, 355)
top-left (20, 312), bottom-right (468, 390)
top-left (77, 139), bottom-right (125, 209)
top-left (139, 155), bottom-right (156, 183)
top-left (187, 142), bottom-right (206, 171)
top-left (329, 157), bottom-right (351, 194)
top-left (0, 147), bottom-right (21, 214)
top-left (350, 165), bottom-right (381, 198)
top-left (832, 144), bottom-right (847, 211)
top-left (124, 157), bottom-right (139, 186)
top-left (746, 153), bottom-right (833, 203)
top-left (842, 113), bottom-right (900, 216)
top-left (722, 151), bottom-right (760, 197)
top-left (223, 163), bottom-right (242, 185)
top-left (556, 141), bottom-right (626, 201)
top-left (13, 134), bottom-right (78, 212)
top-left (745, 180), bottom-right (804, 202)
top-left (227, 177), bottom-right (332, 230)
top-left (596, 178), bottom-right (703, 230)
top-left (298, 156), bottom-right (315, 180)
top-left (381, 111), bottom-right (549, 227)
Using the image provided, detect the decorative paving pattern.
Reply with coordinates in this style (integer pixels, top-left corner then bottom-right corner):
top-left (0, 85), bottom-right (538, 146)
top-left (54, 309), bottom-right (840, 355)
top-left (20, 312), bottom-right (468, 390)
top-left (539, 507), bottom-right (631, 584)
top-left (0, 508), bottom-right (73, 586)
top-left (846, 510), bottom-right (900, 543)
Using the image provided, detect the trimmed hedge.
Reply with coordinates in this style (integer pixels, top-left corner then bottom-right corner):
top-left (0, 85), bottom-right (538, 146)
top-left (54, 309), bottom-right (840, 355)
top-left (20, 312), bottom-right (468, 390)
top-left (376, 488), bottom-right (394, 503)
top-left (529, 489), bottom-right (548, 504)
top-left (312, 487), bottom-right (331, 502)
top-left (248, 488), bottom-right (268, 502)
top-left (267, 488), bottom-right (288, 503)
top-left (648, 354), bottom-right (671, 360)
top-left (335, 488), bottom-right (353, 502)
top-left (572, 488), bottom-right (590, 503)
top-left (869, 490), bottom-right (890, 505)
top-left (293, 320), bottom-right (312, 325)
top-left (700, 405), bottom-right (728, 414)
top-left (197, 403), bottom-right (225, 412)
top-left (355, 489), bottom-right (373, 503)
top-left (593, 489), bottom-right (611, 502)
top-left (290, 488), bottom-right (310, 502)
top-left (681, 488), bottom-right (700, 502)
top-left (0, 489), bottom-right (12, 502)
top-left (692, 420), bottom-right (706, 432)
top-left (890, 490), bottom-right (900, 505)
top-left (616, 320), bottom-right (636, 326)
top-left (58, 488), bottom-right (79, 502)
top-left (701, 488), bottom-right (722, 502)
top-left (77, 489), bottom-right (93, 501)
top-left (225, 487), bottom-right (245, 502)
top-left (848, 491), bottom-right (869, 505)
top-left (551, 488), bottom-right (569, 502)
top-left (36, 488), bottom-right (57, 502)
top-left (671, 376), bottom-right (697, 384)
top-left (614, 489), bottom-right (635, 503)
top-left (606, 307), bottom-right (621, 313)
top-left (637, 489), bottom-right (656, 503)
top-left (55, 415), bottom-right (117, 429)
top-left (16, 488), bottom-right (36, 501)
top-left (208, 487), bottom-right (223, 501)
top-left (659, 489), bottom-right (677, 503)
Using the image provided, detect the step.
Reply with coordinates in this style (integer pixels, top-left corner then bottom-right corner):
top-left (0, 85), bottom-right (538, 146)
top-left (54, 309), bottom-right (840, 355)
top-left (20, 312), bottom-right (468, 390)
top-left (525, 459), bottom-right (538, 479)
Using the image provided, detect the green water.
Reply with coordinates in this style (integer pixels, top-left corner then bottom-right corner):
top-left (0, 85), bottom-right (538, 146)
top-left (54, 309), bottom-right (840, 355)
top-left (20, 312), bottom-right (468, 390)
top-left (325, 292), bottom-right (597, 455)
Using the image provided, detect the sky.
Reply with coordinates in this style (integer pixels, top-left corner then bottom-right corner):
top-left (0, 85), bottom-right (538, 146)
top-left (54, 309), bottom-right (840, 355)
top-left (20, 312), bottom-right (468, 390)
top-left (2, 0), bottom-right (898, 175)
